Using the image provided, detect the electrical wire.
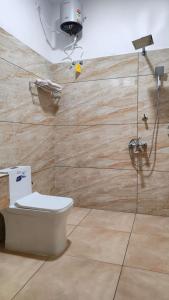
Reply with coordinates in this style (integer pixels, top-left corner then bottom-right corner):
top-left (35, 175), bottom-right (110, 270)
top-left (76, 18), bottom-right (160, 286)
top-left (63, 35), bottom-right (84, 64)
top-left (37, 6), bottom-right (57, 50)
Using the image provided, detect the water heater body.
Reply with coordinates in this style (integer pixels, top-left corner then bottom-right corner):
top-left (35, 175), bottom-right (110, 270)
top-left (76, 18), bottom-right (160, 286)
top-left (60, 0), bottom-right (83, 36)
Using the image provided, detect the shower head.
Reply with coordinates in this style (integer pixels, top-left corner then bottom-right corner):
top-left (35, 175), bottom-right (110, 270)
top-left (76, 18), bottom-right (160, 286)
top-left (132, 35), bottom-right (154, 56)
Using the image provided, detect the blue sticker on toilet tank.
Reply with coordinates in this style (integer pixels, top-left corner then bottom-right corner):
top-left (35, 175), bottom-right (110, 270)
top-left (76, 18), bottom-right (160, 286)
top-left (16, 174), bottom-right (26, 182)
top-left (16, 176), bottom-right (22, 182)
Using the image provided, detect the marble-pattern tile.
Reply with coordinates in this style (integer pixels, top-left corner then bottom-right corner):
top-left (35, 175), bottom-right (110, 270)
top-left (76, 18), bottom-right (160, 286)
top-left (50, 53), bottom-right (138, 84)
top-left (0, 251), bottom-right (44, 300)
top-left (32, 167), bottom-right (55, 196)
top-left (133, 214), bottom-right (169, 238)
top-left (52, 77), bottom-right (137, 125)
top-left (138, 74), bottom-right (169, 124)
top-left (139, 48), bottom-right (169, 75)
top-left (14, 123), bottom-right (55, 173)
top-left (138, 123), bottom-right (169, 172)
top-left (14, 255), bottom-right (121, 300)
top-left (0, 28), bottom-right (51, 78)
top-left (0, 122), bottom-right (16, 169)
top-left (138, 170), bottom-right (169, 216)
top-left (55, 125), bottom-right (137, 169)
top-left (0, 59), bottom-right (57, 125)
top-left (55, 167), bottom-right (137, 213)
top-left (80, 209), bottom-right (135, 232)
top-left (124, 232), bottom-right (169, 274)
top-left (0, 175), bottom-right (9, 210)
top-left (67, 226), bottom-right (129, 265)
top-left (67, 207), bottom-right (91, 225)
top-left (115, 266), bottom-right (169, 300)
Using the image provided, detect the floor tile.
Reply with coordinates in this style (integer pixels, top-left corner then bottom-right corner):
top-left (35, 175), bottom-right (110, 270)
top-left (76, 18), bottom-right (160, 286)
top-left (0, 252), bottom-right (44, 300)
top-left (67, 226), bottom-right (129, 265)
top-left (80, 209), bottom-right (135, 232)
top-left (134, 214), bottom-right (169, 237)
top-left (115, 266), bottom-right (169, 300)
top-left (14, 255), bottom-right (121, 300)
top-left (124, 233), bottom-right (169, 274)
top-left (67, 225), bottom-right (75, 236)
top-left (67, 207), bottom-right (91, 225)
top-left (138, 170), bottom-right (169, 217)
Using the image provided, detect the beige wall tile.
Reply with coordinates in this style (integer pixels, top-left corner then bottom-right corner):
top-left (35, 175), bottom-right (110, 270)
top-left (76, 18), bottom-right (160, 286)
top-left (80, 209), bottom-right (135, 232)
top-left (115, 266), bottom-right (169, 300)
top-left (138, 171), bottom-right (169, 216)
top-left (0, 59), bottom-right (57, 125)
top-left (138, 74), bottom-right (169, 124)
top-left (125, 232), bottom-right (169, 274)
top-left (53, 77), bottom-right (137, 125)
top-left (0, 122), bottom-right (16, 169)
top-left (138, 124), bottom-right (169, 172)
top-left (55, 167), bottom-right (137, 213)
top-left (0, 251), bottom-right (44, 300)
top-left (33, 167), bottom-right (55, 195)
top-left (14, 123), bottom-right (55, 173)
top-left (0, 28), bottom-right (51, 78)
top-left (14, 255), bottom-right (121, 300)
top-left (50, 53), bottom-right (138, 84)
top-left (55, 125), bottom-right (137, 169)
top-left (139, 48), bottom-right (169, 75)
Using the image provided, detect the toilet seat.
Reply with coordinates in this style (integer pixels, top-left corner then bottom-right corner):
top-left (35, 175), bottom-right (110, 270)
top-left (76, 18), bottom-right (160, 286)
top-left (15, 192), bottom-right (73, 213)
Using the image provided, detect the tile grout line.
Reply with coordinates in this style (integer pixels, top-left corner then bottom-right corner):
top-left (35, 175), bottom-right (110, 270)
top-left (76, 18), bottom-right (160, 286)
top-left (53, 71), bottom-right (169, 86)
top-left (112, 54), bottom-right (140, 300)
top-left (74, 208), bottom-right (92, 227)
top-left (54, 165), bottom-right (169, 173)
top-left (1, 120), bottom-right (168, 127)
top-left (64, 252), bottom-right (123, 268)
top-left (10, 258), bottom-right (48, 300)
top-left (66, 209), bottom-right (92, 237)
top-left (112, 212), bottom-right (137, 300)
top-left (124, 264), bottom-right (169, 277)
top-left (136, 52), bottom-right (140, 215)
top-left (0, 56), bottom-right (49, 81)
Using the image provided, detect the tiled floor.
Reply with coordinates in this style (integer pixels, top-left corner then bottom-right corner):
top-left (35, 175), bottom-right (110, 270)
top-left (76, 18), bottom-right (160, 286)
top-left (1, 208), bottom-right (169, 299)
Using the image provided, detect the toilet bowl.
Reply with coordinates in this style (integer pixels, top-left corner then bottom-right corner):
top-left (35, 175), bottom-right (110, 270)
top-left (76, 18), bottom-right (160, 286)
top-left (0, 166), bottom-right (73, 256)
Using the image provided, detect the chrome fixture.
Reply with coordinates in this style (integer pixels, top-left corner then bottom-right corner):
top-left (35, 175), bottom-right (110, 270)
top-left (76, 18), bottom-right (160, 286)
top-left (132, 34), bottom-right (154, 56)
top-left (128, 138), bottom-right (147, 154)
top-left (131, 38), bottom-right (164, 173)
top-left (155, 66), bottom-right (165, 89)
top-left (142, 114), bottom-right (148, 122)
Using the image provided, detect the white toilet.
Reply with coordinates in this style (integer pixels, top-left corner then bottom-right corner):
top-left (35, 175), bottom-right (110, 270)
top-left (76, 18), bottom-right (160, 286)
top-left (0, 166), bottom-right (73, 256)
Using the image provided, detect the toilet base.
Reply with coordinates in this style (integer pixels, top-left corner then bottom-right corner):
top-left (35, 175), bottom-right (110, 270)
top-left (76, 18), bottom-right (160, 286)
top-left (2, 207), bottom-right (71, 256)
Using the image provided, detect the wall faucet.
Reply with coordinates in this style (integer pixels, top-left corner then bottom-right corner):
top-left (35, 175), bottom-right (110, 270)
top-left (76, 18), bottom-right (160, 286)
top-left (128, 138), bottom-right (147, 154)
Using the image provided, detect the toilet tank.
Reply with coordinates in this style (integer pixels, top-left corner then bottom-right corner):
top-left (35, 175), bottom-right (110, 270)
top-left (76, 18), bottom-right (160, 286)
top-left (0, 166), bottom-right (32, 205)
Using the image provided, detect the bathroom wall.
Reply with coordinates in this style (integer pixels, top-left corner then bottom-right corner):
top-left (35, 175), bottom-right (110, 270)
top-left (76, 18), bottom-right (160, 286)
top-left (51, 48), bottom-right (169, 216)
top-left (0, 27), bottom-right (169, 217)
top-left (0, 28), bottom-right (56, 195)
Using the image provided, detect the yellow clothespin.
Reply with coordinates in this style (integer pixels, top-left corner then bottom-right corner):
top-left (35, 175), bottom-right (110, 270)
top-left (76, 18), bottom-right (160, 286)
top-left (75, 63), bottom-right (82, 74)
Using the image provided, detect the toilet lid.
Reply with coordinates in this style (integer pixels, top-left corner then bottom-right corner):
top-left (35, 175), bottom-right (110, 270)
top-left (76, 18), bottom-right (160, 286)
top-left (15, 192), bottom-right (73, 212)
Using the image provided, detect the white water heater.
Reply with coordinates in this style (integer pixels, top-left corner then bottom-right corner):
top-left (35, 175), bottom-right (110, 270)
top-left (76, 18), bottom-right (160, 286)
top-left (60, 0), bottom-right (83, 36)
